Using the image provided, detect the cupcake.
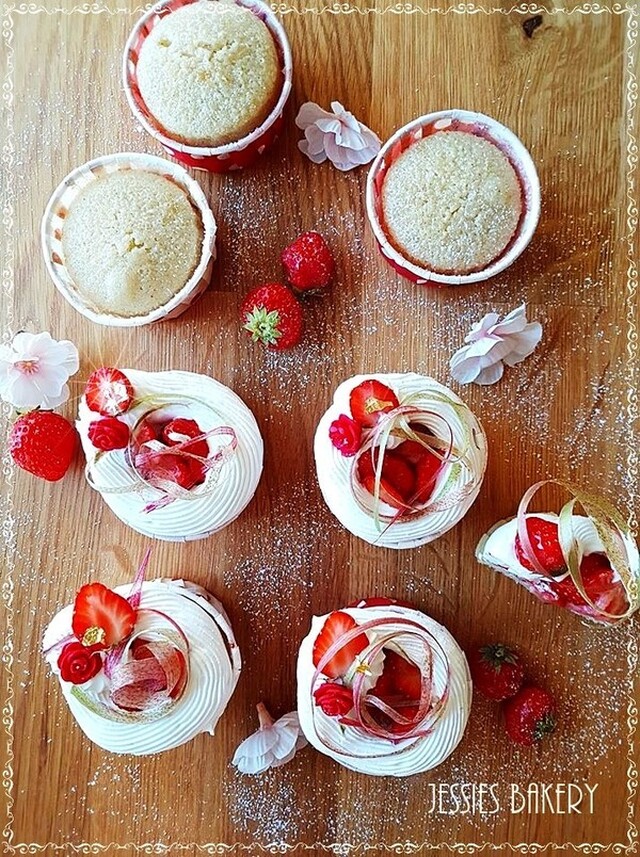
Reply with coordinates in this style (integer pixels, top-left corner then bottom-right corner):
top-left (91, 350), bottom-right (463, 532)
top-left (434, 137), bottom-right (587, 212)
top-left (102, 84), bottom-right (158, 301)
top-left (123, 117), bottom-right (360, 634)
top-left (366, 110), bottom-right (540, 286)
top-left (43, 560), bottom-right (241, 755)
top-left (476, 481), bottom-right (640, 625)
top-left (314, 373), bottom-right (487, 549)
top-left (41, 153), bottom-right (216, 326)
top-left (123, 0), bottom-right (293, 171)
top-left (382, 131), bottom-right (521, 275)
top-left (136, 0), bottom-right (279, 146)
top-left (296, 598), bottom-right (472, 776)
top-left (77, 367), bottom-right (263, 541)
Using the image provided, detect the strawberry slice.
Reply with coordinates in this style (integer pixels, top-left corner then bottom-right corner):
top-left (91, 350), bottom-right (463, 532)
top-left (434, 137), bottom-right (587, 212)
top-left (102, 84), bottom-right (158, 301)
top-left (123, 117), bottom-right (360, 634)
top-left (140, 453), bottom-right (205, 490)
top-left (514, 517), bottom-right (567, 574)
top-left (312, 611), bottom-right (369, 679)
top-left (357, 453), bottom-right (411, 510)
top-left (349, 380), bottom-right (399, 427)
top-left (413, 447), bottom-right (441, 504)
top-left (133, 419), bottom-right (158, 447)
top-left (556, 552), bottom-right (628, 618)
top-left (72, 582), bottom-right (136, 648)
top-left (162, 418), bottom-right (208, 459)
top-left (373, 649), bottom-right (422, 704)
top-left (85, 368), bottom-right (134, 417)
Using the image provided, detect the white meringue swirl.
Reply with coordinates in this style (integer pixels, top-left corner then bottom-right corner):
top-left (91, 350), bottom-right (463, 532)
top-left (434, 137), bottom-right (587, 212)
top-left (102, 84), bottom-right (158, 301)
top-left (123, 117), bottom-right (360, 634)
top-left (42, 579), bottom-right (241, 756)
top-left (77, 369), bottom-right (264, 541)
top-left (314, 373), bottom-right (487, 549)
top-left (296, 603), bottom-right (472, 777)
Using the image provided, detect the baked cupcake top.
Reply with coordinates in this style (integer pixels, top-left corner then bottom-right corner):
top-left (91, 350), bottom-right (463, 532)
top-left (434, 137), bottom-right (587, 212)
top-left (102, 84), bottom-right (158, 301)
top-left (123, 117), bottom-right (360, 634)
top-left (61, 170), bottom-right (203, 318)
top-left (381, 130), bottom-right (522, 274)
top-left (136, 0), bottom-right (280, 147)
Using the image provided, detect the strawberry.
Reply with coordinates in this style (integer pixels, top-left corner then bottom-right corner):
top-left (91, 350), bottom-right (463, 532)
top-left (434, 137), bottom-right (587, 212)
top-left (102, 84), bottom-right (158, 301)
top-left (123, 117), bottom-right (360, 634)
top-left (133, 419), bottom-right (158, 447)
top-left (72, 582), bottom-right (136, 648)
top-left (503, 686), bottom-right (557, 746)
top-left (312, 611), bottom-right (369, 679)
top-left (85, 367), bottom-right (134, 417)
top-left (349, 380), bottom-right (399, 427)
top-left (467, 643), bottom-right (524, 701)
top-left (555, 553), bottom-right (628, 619)
top-left (140, 452), bottom-right (205, 490)
top-left (9, 411), bottom-right (77, 482)
top-left (162, 418), bottom-right (208, 459)
top-left (514, 517), bottom-right (567, 574)
top-left (373, 649), bottom-right (422, 704)
top-left (357, 452), bottom-right (411, 510)
top-left (281, 231), bottom-right (335, 292)
top-left (393, 440), bottom-right (441, 505)
top-left (241, 283), bottom-right (303, 350)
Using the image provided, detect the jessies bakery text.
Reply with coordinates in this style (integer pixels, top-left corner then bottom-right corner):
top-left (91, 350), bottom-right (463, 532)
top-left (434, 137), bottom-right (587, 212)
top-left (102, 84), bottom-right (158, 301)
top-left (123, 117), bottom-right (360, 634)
top-left (426, 783), bottom-right (599, 815)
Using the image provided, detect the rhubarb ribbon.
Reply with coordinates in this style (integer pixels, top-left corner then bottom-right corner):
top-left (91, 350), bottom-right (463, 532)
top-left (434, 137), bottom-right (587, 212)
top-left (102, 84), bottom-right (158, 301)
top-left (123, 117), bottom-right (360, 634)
top-left (350, 389), bottom-right (481, 532)
top-left (85, 400), bottom-right (238, 514)
top-left (515, 480), bottom-right (639, 622)
top-left (310, 616), bottom-right (451, 756)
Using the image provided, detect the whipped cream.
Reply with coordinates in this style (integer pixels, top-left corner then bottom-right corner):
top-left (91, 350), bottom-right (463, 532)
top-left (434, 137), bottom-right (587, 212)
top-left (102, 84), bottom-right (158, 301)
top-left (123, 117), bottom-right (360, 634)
top-left (43, 579), bottom-right (241, 756)
top-left (314, 373), bottom-right (487, 549)
top-left (296, 603), bottom-right (472, 776)
top-left (476, 512), bottom-right (639, 593)
top-left (77, 369), bottom-right (263, 541)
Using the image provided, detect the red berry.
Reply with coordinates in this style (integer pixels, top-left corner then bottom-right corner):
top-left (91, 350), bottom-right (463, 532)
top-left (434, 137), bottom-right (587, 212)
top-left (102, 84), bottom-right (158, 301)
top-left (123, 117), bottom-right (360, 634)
top-left (85, 368), bottom-right (134, 417)
top-left (72, 582), bottom-right (136, 648)
top-left (312, 611), bottom-right (369, 679)
top-left (514, 517), bottom-right (567, 574)
top-left (467, 643), bottom-right (524, 701)
top-left (504, 686), bottom-right (557, 746)
top-left (133, 419), bottom-right (157, 447)
top-left (349, 379), bottom-right (399, 427)
top-left (162, 418), bottom-right (208, 459)
top-left (57, 641), bottom-right (103, 685)
top-left (9, 411), bottom-right (77, 482)
top-left (393, 440), bottom-right (441, 505)
top-left (140, 452), bottom-right (204, 490)
top-left (281, 231), bottom-right (335, 292)
top-left (241, 283), bottom-right (304, 350)
top-left (88, 417), bottom-right (130, 451)
top-left (313, 681), bottom-right (354, 717)
top-left (555, 553), bottom-right (628, 619)
top-left (357, 452), bottom-right (411, 510)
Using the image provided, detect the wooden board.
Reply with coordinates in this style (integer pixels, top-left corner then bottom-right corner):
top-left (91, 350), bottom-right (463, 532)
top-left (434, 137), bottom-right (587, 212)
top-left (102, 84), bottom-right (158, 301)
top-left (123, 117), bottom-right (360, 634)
top-left (2, 0), bottom-right (639, 851)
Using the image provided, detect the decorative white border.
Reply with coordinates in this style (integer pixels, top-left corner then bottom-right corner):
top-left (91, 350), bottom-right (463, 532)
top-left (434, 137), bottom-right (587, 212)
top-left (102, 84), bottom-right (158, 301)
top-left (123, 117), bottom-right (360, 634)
top-left (0, 1), bottom-right (638, 854)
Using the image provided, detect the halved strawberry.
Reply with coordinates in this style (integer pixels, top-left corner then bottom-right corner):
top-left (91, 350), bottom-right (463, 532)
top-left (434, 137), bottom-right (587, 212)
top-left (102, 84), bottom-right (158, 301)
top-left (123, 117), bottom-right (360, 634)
top-left (85, 368), bottom-right (134, 417)
top-left (556, 552), bottom-right (628, 618)
top-left (414, 448), bottom-right (441, 505)
top-left (72, 583), bottom-right (136, 648)
top-left (141, 453), bottom-right (204, 490)
top-left (373, 649), bottom-right (422, 704)
top-left (349, 380), bottom-right (399, 427)
top-left (312, 611), bottom-right (369, 679)
top-left (133, 419), bottom-right (158, 447)
top-left (357, 453), bottom-right (411, 510)
top-left (162, 418), bottom-right (208, 459)
top-left (514, 517), bottom-right (567, 574)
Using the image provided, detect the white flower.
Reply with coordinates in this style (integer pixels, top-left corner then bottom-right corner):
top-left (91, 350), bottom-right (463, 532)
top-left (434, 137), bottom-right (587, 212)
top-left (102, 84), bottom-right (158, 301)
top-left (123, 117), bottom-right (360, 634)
top-left (450, 304), bottom-right (542, 386)
top-left (0, 331), bottom-right (80, 410)
top-left (295, 101), bottom-right (381, 172)
top-left (232, 702), bottom-right (307, 775)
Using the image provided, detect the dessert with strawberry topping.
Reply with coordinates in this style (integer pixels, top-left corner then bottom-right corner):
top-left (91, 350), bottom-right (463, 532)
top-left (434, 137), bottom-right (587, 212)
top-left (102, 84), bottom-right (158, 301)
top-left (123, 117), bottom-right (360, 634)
top-left (77, 367), bottom-right (263, 541)
top-left (42, 554), bottom-right (241, 755)
top-left (314, 373), bottom-right (487, 548)
top-left (296, 597), bottom-right (472, 776)
top-left (476, 481), bottom-right (640, 624)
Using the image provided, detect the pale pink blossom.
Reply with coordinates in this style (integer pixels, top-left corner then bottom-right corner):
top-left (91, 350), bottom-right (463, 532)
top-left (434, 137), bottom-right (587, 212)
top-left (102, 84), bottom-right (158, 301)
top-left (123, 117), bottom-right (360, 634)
top-left (0, 331), bottom-right (79, 409)
top-left (296, 101), bottom-right (381, 171)
top-left (232, 703), bottom-right (307, 775)
top-left (450, 304), bottom-right (542, 386)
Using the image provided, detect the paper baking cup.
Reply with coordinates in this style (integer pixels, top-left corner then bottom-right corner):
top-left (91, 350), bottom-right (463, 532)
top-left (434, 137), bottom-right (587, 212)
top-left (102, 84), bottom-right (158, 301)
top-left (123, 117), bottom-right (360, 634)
top-left (366, 110), bottom-right (541, 286)
top-left (41, 152), bottom-right (217, 328)
top-left (123, 0), bottom-right (293, 173)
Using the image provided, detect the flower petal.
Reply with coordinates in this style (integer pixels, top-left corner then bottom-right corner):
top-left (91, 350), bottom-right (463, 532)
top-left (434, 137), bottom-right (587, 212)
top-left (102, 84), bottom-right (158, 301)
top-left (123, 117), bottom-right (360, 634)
top-left (474, 361), bottom-right (505, 385)
top-left (295, 102), bottom-right (333, 129)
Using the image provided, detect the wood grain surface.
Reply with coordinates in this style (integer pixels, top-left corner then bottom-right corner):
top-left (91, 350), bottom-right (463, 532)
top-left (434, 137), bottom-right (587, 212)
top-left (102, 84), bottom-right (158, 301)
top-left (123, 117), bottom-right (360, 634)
top-left (2, 0), bottom-right (639, 852)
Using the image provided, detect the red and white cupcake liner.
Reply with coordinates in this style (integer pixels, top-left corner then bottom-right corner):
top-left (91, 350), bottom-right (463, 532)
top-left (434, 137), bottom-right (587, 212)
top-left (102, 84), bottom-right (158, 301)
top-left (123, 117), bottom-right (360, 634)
top-left (41, 152), bottom-right (217, 327)
top-left (122, 0), bottom-right (293, 173)
top-left (366, 109), bottom-right (541, 286)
